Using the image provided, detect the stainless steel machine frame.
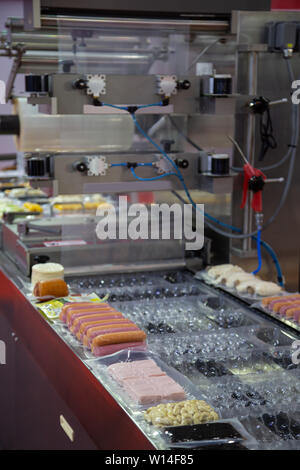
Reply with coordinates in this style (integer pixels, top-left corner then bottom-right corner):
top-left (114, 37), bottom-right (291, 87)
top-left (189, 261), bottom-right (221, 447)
top-left (0, 1), bottom-right (300, 451)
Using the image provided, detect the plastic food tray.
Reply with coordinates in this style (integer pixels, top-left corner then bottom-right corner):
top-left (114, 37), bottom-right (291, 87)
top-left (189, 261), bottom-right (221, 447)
top-left (163, 418), bottom-right (258, 450)
top-left (253, 301), bottom-right (300, 333)
top-left (195, 270), bottom-right (285, 303)
top-left (84, 349), bottom-right (206, 414)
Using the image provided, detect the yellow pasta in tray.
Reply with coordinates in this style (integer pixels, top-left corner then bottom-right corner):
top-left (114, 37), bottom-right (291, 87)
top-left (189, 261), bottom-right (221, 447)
top-left (144, 399), bottom-right (219, 427)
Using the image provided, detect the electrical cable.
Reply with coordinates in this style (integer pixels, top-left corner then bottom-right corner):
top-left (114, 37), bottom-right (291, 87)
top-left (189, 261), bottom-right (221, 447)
top-left (129, 110), bottom-right (287, 283)
top-left (198, 57), bottom-right (299, 239)
top-left (171, 189), bottom-right (283, 285)
top-left (130, 89), bottom-right (298, 240)
top-left (110, 162), bottom-right (154, 168)
top-left (166, 114), bottom-right (291, 174)
top-left (252, 229), bottom-right (262, 275)
top-left (232, 56), bottom-right (296, 173)
top-left (258, 103), bottom-right (277, 161)
top-left (100, 102), bottom-right (163, 112)
top-left (185, 38), bottom-right (224, 72)
top-left (102, 55), bottom-right (297, 259)
top-left (106, 115), bottom-right (284, 284)
top-left (167, 115), bottom-right (203, 152)
top-left (130, 167), bottom-right (177, 181)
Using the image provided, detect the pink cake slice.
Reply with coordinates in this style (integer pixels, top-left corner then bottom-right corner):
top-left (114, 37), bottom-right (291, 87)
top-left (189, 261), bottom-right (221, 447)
top-left (92, 341), bottom-right (147, 357)
top-left (107, 360), bottom-right (165, 382)
top-left (122, 374), bottom-right (185, 404)
top-left (108, 359), bottom-right (158, 374)
top-left (125, 387), bottom-right (161, 405)
top-left (131, 359), bottom-right (162, 370)
top-left (148, 375), bottom-right (186, 401)
top-left (107, 360), bottom-right (155, 376)
top-left (122, 377), bottom-right (162, 404)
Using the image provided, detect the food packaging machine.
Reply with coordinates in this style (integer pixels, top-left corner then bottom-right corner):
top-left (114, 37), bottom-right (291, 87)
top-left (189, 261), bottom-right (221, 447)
top-left (0, 0), bottom-right (299, 451)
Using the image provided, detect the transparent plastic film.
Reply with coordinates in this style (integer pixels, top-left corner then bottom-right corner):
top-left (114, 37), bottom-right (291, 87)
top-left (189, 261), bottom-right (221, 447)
top-left (13, 98), bottom-right (134, 153)
top-left (59, 192), bottom-right (185, 276)
top-left (53, 17), bottom-right (194, 155)
top-left (55, 17), bottom-right (192, 76)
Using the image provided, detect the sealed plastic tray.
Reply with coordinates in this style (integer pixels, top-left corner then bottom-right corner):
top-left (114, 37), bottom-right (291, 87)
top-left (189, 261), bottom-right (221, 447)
top-left (253, 300), bottom-right (300, 333)
top-left (66, 271), bottom-right (205, 303)
top-left (195, 295), bottom-right (262, 328)
top-left (51, 317), bottom-right (148, 361)
top-left (163, 418), bottom-right (258, 450)
top-left (112, 297), bottom-right (218, 336)
top-left (33, 269), bottom-right (299, 450)
top-left (66, 270), bottom-right (195, 292)
top-left (195, 270), bottom-right (284, 303)
top-left (84, 349), bottom-right (207, 414)
top-left (251, 326), bottom-right (297, 349)
top-left (148, 328), bottom-right (258, 365)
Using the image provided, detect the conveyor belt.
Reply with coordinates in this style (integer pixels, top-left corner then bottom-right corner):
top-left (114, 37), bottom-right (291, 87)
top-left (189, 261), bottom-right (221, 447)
top-left (0, 261), bottom-right (299, 449)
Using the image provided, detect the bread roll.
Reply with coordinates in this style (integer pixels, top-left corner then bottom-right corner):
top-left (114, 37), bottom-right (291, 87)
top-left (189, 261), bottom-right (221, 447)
top-left (215, 266), bottom-right (244, 285)
top-left (225, 272), bottom-right (255, 288)
top-left (236, 279), bottom-right (281, 296)
top-left (31, 262), bottom-right (64, 287)
top-left (207, 264), bottom-right (234, 279)
top-left (253, 281), bottom-right (282, 297)
top-left (33, 278), bottom-right (69, 298)
top-left (236, 279), bottom-right (261, 294)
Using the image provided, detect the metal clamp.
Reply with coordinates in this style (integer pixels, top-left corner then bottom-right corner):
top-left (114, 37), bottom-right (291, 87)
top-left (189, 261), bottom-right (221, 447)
top-left (86, 74), bottom-right (106, 98)
top-left (156, 75), bottom-right (177, 97)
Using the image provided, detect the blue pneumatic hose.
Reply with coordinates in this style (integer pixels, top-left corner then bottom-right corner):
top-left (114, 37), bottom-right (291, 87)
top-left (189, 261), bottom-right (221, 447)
top-left (252, 229), bottom-right (262, 275)
top-left (102, 102), bottom-right (284, 286)
top-left (131, 115), bottom-right (284, 286)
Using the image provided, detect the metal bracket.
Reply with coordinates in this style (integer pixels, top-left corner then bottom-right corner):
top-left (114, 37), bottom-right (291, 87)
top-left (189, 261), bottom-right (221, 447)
top-left (5, 44), bottom-right (26, 102)
top-left (231, 247), bottom-right (258, 259)
top-left (153, 155), bottom-right (176, 174)
top-left (23, 0), bottom-right (41, 31)
top-left (86, 156), bottom-right (108, 176)
top-left (3, 211), bottom-right (37, 225)
top-left (86, 74), bottom-right (106, 98)
top-left (156, 75), bottom-right (177, 97)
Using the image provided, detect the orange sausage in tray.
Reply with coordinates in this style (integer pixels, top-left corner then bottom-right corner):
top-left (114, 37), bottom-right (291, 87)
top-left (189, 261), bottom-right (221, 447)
top-left (261, 294), bottom-right (300, 323)
top-left (60, 301), bottom-right (147, 357)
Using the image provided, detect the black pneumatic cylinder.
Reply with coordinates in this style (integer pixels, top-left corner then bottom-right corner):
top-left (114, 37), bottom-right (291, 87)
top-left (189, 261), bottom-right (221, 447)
top-left (27, 158), bottom-right (46, 177)
top-left (0, 115), bottom-right (20, 135)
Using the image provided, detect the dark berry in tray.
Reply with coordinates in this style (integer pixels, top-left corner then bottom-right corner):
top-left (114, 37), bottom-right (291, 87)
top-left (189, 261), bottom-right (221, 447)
top-left (259, 412), bottom-right (300, 440)
top-left (164, 422), bottom-right (244, 443)
top-left (195, 359), bottom-right (231, 377)
top-left (169, 442), bottom-right (248, 450)
top-left (146, 322), bottom-right (175, 334)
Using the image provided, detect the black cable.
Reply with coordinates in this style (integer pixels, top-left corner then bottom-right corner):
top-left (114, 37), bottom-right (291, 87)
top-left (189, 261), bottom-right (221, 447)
top-left (233, 58), bottom-right (294, 172)
top-left (171, 190), bottom-right (284, 285)
top-left (167, 115), bottom-right (203, 152)
top-left (258, 105), bottom-right (277, 161)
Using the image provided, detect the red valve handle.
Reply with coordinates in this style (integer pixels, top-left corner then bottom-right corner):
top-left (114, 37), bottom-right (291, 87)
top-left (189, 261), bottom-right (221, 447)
top-left (241, 163), bottom-right (266, 213)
